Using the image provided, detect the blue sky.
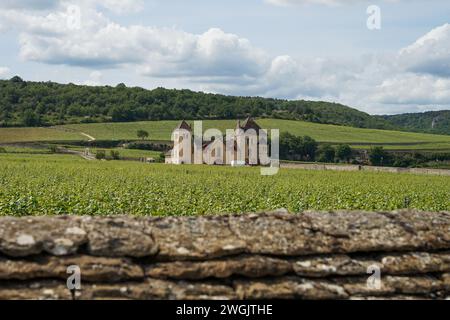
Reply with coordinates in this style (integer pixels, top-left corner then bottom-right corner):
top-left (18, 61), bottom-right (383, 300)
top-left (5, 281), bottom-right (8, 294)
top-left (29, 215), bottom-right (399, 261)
top-left (0, 0), bottom-right (450, 115)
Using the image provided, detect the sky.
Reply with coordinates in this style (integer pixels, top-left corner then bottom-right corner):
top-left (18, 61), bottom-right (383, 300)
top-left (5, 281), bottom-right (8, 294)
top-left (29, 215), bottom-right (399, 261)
top-left (0, 0), bottom-right (449, 115)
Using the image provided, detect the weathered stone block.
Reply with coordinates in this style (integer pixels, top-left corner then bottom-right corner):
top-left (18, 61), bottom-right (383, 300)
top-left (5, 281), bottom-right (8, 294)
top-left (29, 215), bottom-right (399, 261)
top-left (81, 216), bottom-right (158, 258)
top-left (146, 255), bottom-right (292, 279)
top-left (0, 216), bottom-right (86, 257)
top-left (0, 255), bottom-right (144, 282)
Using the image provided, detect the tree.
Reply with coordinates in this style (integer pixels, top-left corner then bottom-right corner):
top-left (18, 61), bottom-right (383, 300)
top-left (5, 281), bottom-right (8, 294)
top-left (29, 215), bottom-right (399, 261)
top-left (22, 109), bottom-right (41, 127)
top-left (157, 152), bottom-right (166, 163)
top-left (369, 147), bottom-right (389, 166)
top-left (318, 144), bottom-right (335, 163)
top-left (10, 76), bottom-right (24, 83)
top-left (336, 144), bottom-right (352, 163)
top-left (110, 105), bottom-right (134, 122)
top-left (137, 130), bottom-right (149, 140)
top-left (110, 150), bottom-right (120, 160)
top-left (96, 150), bottom-right (106, 160)
top-left (280, 132), bottom-right (318, 161)
top-left (280, 132), bottom-right (300, 160)
top-left (301, 136), bottom-right (318, 161)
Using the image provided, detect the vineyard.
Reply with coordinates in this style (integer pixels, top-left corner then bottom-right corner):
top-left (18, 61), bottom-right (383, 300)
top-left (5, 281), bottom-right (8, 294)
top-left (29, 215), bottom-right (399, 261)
top-left (2, 118), bottom-right (450, 151)
top-left (0, 154), bottom-right (448, 216)
top-left (61, 119), bottom-right (450, 150)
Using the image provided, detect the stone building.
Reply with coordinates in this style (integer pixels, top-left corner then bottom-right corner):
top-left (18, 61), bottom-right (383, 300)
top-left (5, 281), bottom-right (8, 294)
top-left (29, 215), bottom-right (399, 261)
top-left (165, 117), bottom-right (267, 166)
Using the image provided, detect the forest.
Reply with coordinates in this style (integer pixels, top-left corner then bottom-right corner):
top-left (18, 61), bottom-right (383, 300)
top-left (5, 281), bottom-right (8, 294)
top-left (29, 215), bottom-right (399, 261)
top-left (0, 76), bottom-right (393, 129)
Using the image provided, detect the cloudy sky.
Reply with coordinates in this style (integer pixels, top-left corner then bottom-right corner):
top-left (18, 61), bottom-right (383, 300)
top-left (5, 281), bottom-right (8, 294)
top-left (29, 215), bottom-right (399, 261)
top-left (0, 0), bottom-right (449, 115)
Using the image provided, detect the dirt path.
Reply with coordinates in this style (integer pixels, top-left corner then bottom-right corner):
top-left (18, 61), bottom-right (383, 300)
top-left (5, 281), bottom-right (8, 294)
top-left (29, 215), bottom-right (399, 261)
top-left (79, 132), bottom-right (96, 141)
top-left (58, 147), bottom-right (96, 161)
top-left (49, 126), bottom-right (96, 141)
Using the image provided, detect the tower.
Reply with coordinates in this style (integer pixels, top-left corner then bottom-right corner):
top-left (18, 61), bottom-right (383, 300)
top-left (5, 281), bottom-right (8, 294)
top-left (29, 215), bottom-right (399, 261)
top-left (172, 120), bottom-right (192, 164)
top-left (231, 117), bottom-right (261, 166)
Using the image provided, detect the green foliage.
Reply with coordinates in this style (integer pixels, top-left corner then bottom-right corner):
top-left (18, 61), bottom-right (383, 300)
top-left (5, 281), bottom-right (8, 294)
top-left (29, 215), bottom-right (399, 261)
top-left (95, 150), bottom-right (106, 160)
top-left (126, 141), bottom-right (170, 152)
top-left (336, 144), bottom-right (353, 163)
top-left (136, 130), bottom-right (149, 140)
top-left (381, 110), bottom-right (450, 135)
top-left (280, 132), bottom-right (318, 161)
top-left (0, 153), bottom-right (448, 216)
top-left (368, 151), bottom-right (450, 168)
top-left (0, 78), bottom-right (395, 129)
top-left (392, 154), bottom-right (416, 168)
top-left (318, 144), bottom-right (335, 163)
top-left (58, 119), bottom-right (450, 148)
top-left (369, 147), bottom-right (391, 166)
top-left (10, 76), bottom-right (24, 83)
top-left (49, 145), bottom-right (59, 153)
top-left (157, 152), bottom-right (166, 163)
top-left (22, 109), bottom-right (41, 127)
top-left (110, 150), bottom-right (120, 160)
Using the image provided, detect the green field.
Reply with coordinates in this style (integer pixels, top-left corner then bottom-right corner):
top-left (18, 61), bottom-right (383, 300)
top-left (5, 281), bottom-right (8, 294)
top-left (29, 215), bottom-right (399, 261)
top-left (60, 119), bottom-right (450, 151)
top-left (0, 127), bottom-right (84, 143)
top-left (66, 146), bottom-right (162, 159)
top-left (0, 145), bottom-right (52, 154)
top-left (2, 119), bottom-right (450, 151)
top-left (0, 153), bottom-right (448, 216)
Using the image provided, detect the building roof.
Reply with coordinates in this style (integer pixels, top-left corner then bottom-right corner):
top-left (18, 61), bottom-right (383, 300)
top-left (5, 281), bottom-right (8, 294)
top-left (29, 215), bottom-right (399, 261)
top-left (175, 120), bottom-right (192, 131)
top-left (239, 117), bottom-right (261, 131)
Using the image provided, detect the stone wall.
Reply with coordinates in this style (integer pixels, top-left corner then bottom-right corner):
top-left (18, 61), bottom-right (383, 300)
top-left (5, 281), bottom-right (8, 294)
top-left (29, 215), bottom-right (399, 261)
top-left (0, 210), bottom-right (449, 300)
top-left (281, 162), bottom-right (450, 176)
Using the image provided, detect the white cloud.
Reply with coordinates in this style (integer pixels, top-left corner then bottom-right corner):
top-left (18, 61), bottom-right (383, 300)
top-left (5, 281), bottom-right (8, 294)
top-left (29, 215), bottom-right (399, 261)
top-left (0, 0), bottom-right (144, 14)
top-left (0, 0), bottom-right (60, 11)
top-left (371, 74), bottom-right (450, 105)
top-left (0, 2), bottom-right (449, 114)
top-left (99, 0), bottom-right (144, 14)
top-left (265, 0), bottom-right (398, 7)
top-left (266, 0), bottom-right (352, 6)
top-left (0, 67), bottom-right (10, 78)
top-left (1, 6), bottom-right (268, 79)
top-left (83, 70), bottom-right (103, 86)
top-left (140, 28), bottom-right (269, 78)
top-left (399, 23), bottom-right (450, 77)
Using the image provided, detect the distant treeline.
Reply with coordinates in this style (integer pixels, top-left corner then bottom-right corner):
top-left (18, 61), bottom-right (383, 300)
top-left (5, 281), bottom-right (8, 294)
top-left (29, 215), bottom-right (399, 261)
top-left (381, 110), bottom-right (450, 136)
top-left (0, 76), bottom-right (393, 130)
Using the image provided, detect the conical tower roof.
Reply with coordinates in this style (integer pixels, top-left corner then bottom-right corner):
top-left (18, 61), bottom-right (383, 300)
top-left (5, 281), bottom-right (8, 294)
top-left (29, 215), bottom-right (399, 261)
top-left (240, 117), bottom-right (261, 131)
top-left (175, 120), bottom-right (192, 131)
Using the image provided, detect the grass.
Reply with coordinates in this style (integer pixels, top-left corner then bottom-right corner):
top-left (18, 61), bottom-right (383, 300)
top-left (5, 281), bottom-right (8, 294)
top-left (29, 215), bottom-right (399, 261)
top-left (0, 145), bottom-right (52, 154)
top-left (0, 127), bottom-right (84, 143)
top-left (0, 153), bottom-right (448, 216)
top-left (1, 119), bottom-right (450, 151)
top-left (65, 146), bottom-right (162, 159)
top-left (61, 119), bottom-right (450, 150)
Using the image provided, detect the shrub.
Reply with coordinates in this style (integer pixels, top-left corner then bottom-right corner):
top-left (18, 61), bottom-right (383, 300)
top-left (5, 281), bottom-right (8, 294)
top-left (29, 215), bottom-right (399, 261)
top-left (48, 145), bottom-right (59, 153)
top-left (336, 144), bottom-right (353, 163)
top-left (369, 147), bottom-right (391, 166)
top-left (156, 152), bottom-right (166, 163)
top-left (318, 144), bottom-right (335, 163)
top-left (96, 150), bottom-right (106, 160)
top-left (110, 150), bottom-right (120, 160)
top-left (279, 132), bottom-right (318, 161)
top-left (137, 130), bottom-right (149, 140)
top-left (126, 141), bottom-right (171, 152)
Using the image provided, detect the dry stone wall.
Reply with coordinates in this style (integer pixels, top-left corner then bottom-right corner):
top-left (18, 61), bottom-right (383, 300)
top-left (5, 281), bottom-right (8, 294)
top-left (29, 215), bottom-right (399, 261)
top-left (0, 210), bottom-right (449, 300)
top-left (280, 162), bottom-right (450, 176)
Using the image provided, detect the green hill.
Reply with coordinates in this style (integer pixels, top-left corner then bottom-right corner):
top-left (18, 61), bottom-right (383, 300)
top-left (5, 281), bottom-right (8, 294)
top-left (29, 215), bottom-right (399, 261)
top-left (1, 118), bottom-right (446, 151)
top-left (2, 118), bottom-right (450, 151)
top-left (0, 77), bottom-right (393, 130)
top-left (2, 76), bottom-right (449, 142)
top-left (381, 110), bottom-right (450, 135)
